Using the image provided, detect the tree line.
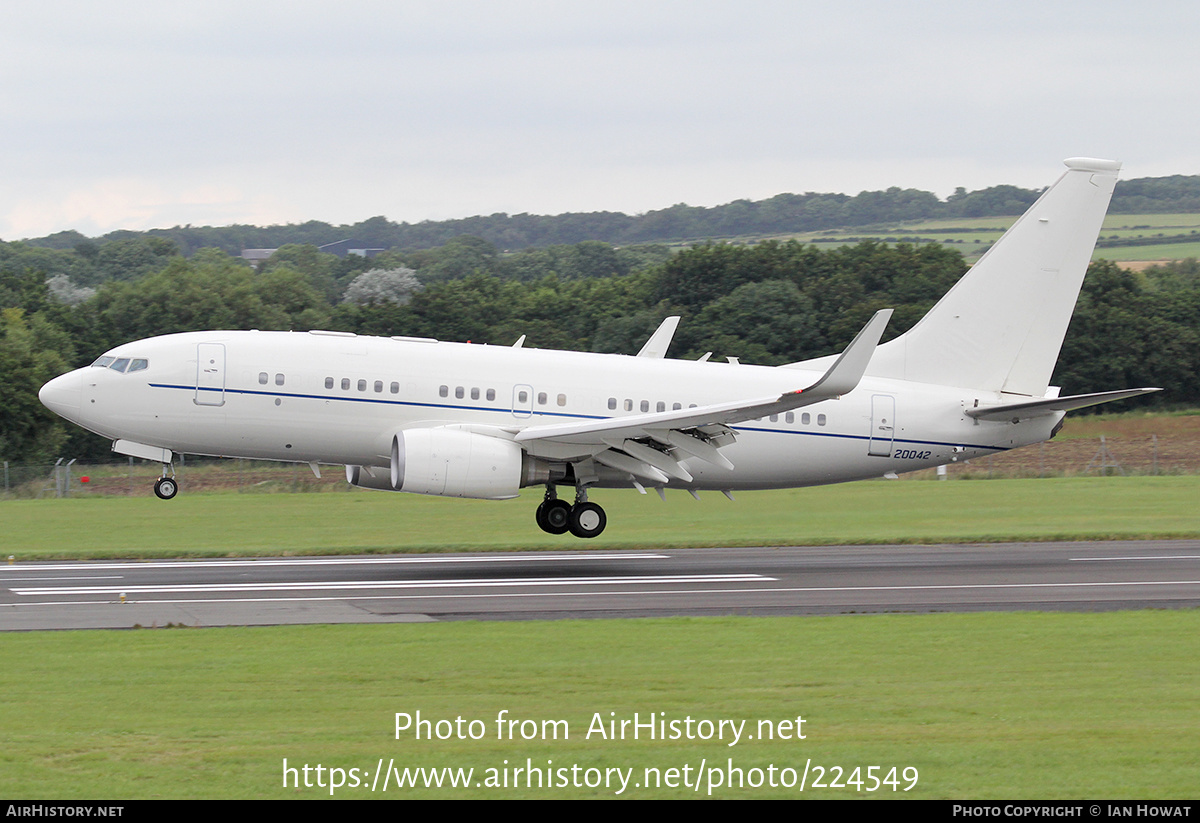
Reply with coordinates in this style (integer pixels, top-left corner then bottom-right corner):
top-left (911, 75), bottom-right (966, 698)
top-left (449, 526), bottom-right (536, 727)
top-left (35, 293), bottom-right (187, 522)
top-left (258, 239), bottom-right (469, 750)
top-left (15, 173), bottom-right (1200, 256)
top-left (3, 234), bottom-right (1198, 464)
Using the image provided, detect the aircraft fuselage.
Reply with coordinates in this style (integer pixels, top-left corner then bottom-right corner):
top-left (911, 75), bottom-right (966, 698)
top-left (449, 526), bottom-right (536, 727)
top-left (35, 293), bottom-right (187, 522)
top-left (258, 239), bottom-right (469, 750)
top-left (42, 328), bottom-right (1054, 491)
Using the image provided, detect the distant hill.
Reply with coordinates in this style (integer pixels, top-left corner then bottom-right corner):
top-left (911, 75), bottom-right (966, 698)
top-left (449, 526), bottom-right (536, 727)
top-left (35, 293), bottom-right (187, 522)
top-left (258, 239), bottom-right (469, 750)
top-left (20, 173), bottom-right (1200, 256)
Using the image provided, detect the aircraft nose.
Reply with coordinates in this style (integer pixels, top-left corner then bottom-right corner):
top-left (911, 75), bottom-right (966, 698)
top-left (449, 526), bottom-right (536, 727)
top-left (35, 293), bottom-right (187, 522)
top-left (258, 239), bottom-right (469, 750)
top-left (39, 369), bottom-right (84, 420)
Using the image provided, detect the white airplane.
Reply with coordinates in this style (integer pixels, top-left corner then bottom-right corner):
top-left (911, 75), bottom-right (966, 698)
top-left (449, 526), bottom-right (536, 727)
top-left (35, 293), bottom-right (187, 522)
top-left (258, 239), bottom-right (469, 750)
top-left (40, 158), bottom-right (1158, 538)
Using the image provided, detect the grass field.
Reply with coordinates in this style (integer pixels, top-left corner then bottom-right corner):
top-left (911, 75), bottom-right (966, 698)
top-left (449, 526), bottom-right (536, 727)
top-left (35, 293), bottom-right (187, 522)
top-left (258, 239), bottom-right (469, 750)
top-left (745, 212), bottom-right (1200, 265)
top-left (1, 611), bottom-right (1195, 799)
top-left (4, 476), bottom-right (1200, 558)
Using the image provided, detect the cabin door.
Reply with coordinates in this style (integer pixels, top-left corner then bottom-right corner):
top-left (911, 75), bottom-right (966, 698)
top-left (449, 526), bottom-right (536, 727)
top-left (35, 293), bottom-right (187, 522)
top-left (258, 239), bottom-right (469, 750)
top-left (868, 394), bottom-right (895, 457)
top-left (195, 342), bottom-right (226, 406)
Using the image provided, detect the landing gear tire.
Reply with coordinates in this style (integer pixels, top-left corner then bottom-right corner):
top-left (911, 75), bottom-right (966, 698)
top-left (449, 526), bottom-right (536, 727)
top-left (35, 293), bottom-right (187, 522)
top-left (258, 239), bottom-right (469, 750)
top-left (536, 499), bottom-right (572, 535)
top-left (154, 477), bottom-right (178, 500)
top-left (568, 501), bottom-right (606, 539)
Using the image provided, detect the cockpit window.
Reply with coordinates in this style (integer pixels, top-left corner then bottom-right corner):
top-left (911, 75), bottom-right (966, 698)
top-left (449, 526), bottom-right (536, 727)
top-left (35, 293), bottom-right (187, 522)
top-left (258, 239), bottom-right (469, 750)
top-left (90, 355), bottom-right (148, 373)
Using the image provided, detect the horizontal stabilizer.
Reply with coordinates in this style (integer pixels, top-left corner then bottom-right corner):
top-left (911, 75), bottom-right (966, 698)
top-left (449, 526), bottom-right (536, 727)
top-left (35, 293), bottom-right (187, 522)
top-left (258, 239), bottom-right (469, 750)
top-left (965, 388), bottom-right (1161, 421)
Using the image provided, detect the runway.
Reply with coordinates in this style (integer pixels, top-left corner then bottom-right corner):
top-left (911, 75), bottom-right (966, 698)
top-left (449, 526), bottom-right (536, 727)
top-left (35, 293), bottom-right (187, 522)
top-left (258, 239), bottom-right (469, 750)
top-left (3, 539), bottom-right (1199, 630)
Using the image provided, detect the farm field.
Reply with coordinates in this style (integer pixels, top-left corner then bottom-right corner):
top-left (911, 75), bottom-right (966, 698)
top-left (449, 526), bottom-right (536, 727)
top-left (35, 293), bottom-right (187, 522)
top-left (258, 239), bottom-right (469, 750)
top-left (739, 212), bottom-right (1200, 265)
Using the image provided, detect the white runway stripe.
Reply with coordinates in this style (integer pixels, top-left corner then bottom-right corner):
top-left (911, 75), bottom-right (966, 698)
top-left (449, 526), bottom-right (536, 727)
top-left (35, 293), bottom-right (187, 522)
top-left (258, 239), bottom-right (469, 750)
top-left (1, 553), bottom-right (666, 572)
top-left (13, 573), bottom-right (771, 596)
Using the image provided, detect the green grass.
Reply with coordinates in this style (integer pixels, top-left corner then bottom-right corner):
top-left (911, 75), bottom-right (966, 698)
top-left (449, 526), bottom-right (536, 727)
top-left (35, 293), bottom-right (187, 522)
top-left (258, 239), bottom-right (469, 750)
top-left (1, 612), bottom-right (1195, 798)
top-left (1093, 241), bottom-right (1200, 261)
top-left (3, 476), bottom-right (1199, 559)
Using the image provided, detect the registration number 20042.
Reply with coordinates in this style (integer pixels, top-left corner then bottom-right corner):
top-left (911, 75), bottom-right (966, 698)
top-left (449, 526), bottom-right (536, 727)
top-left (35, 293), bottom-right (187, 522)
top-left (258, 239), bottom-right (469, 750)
top-left (893, 449), bottom-right (932, 460)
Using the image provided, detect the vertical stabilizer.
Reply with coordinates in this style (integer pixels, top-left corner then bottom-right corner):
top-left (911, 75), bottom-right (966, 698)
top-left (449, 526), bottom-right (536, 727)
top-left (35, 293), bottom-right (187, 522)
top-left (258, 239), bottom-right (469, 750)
top-left (868, 158), bottom-right (1120, 395)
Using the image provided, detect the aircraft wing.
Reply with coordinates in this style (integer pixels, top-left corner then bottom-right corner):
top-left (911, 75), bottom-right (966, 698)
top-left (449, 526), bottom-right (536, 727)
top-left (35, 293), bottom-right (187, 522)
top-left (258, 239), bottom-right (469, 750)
top-left (513, 310), bottom-right (892, 482)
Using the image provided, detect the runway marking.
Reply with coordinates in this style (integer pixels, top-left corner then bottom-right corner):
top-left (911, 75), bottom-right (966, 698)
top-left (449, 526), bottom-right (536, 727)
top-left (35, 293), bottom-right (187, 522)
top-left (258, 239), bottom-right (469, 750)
top-left (1, 554), bottom-right (666, 572)
top-left (12, 573), bottom-right (769, 597)
top-left (1071, 555), bottom-right (1200, 562)
top-left (1, 576), bottom-right (125, 581)
top-left (8, 578), bottom-right (1200, 608)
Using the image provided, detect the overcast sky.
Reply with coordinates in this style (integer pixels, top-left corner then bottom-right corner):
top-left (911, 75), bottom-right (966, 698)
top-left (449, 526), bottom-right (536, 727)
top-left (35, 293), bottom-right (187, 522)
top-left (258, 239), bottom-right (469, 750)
top-left (2, 1), bottom-right (1197, 240)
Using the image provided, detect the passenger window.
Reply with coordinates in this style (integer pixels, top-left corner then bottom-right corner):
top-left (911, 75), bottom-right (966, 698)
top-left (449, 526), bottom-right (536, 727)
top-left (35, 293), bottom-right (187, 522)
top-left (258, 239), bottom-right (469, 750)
top-left (325, 377), bottom-right (334, 389)
top-left (391, 382), bottom-right (400, 394)
top-left (624, 399), bottom-right (633, 411)
top-left (537, 392), bottom-right (547, 405)
top-left (802, 413), bottom-right (810, 425)
top-left (486, 388), bottom-right (495, 401)
top-left (275, 373), bottom-right (285, 386)
top-left (608, 397), bottom-right (617, 410)
top-left (656, 402), bottom-right (665, 412)
top-left (770, 414), bottom-right (778, 422)
top-left (785, 412), bottom-right (794, 423)
top-left (439, 385), bottom-right (448, 397)
top-left (357, 379), bottom-right (367, 392)
top-left (518, 390), bottom-right (529, 403)
top-left (673, 403), bottom-right (681, 410)
top-left (259, 373), bottom-right (268, 385)
top-left (341, 378), bottom-right (351, 390)
top-left (471, 387), bottom-right (480, 400)
top-left (640, 400), bottom-right (649, 412)
top-left (817, 414), bottom-right (826, 426)
top-left (455, 386), bottom-right (464, 399)
top-left (557, 394), bottom-right (566, 406)
top-left (374, 380), bottom-right (383, 393)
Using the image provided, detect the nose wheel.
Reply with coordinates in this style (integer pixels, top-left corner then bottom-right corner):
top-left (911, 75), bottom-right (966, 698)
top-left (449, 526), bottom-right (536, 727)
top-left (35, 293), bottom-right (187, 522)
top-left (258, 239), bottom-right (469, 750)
top-left (153, 476), bottom-right (179, 500)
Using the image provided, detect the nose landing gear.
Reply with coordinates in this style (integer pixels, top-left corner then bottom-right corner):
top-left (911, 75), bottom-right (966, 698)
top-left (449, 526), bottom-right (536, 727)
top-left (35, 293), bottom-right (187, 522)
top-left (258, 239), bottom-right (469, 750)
top-left (153, 465), bottom-right (178, 500)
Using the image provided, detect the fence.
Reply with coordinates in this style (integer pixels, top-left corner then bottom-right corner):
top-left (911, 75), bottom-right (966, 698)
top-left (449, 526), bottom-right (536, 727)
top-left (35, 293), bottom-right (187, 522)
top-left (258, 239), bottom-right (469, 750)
top-left (1, 457), bottom-right (347, 499)
top-left (4, 431), bottom-right (1199, 500)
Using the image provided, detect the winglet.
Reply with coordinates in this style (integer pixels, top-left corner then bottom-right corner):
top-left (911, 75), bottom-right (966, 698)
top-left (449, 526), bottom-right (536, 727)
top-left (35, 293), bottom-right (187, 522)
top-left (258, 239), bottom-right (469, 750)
top-left (799, 309), bottom-right (892, 399)
top-left (636, 316), bottom-right (681, 358)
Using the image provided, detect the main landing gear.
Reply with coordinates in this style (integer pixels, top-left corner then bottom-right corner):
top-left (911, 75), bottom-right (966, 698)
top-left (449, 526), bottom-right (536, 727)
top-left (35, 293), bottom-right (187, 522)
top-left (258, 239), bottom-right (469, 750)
top-left (153, 465), bottom-right (178, 500)
top-left (535, 486), bottom-right (606, 539)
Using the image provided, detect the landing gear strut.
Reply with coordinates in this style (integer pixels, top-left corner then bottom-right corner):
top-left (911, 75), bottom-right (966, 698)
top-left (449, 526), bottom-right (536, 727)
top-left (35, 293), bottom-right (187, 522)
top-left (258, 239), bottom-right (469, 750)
top-left (535, 485), bottom-right (606, 538)
top-left (153, 464), bottom-right (178, 500)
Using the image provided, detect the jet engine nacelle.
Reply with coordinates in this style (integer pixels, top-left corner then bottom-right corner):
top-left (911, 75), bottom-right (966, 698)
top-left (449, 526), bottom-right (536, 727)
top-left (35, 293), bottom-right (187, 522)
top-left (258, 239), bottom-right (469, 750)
top-left (391, 428), bottom-right (525, 500)
top-left (345, 430), bottom-right (554, 499)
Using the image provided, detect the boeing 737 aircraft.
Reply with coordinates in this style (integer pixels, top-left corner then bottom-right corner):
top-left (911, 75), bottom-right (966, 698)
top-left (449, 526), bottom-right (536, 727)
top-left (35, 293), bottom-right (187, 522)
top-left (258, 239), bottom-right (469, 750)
top-left (39, 158), bottom-right (1158, 538)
